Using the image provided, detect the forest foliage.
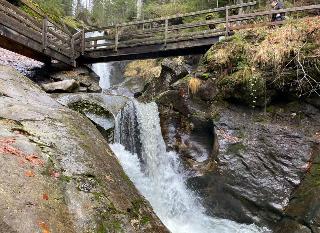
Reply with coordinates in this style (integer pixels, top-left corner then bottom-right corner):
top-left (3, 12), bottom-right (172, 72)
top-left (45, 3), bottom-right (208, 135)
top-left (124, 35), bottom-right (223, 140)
top-left (20, 0), bottom-right (319, 28)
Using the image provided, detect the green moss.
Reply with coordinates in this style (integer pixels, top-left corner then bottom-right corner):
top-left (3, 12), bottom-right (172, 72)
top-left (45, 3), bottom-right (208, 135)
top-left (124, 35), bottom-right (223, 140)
top-left (212, 112), bottom-right (220, 122)
top-left (226, 143), bottom-right (246, 154)
top-left (96, 223), bottom-right (106, 233)
top-left (92, 192), bottom-right (104, 201)
top-left (69, 101), bottom-right (113, 118)
top-left (266, 105), bottom-right (278, 113)
top-left (130, 199), bottom-right (144, 218)
top-left (203, 18), bottom-right (320, 106)
top-left (41, 158), bottom-right (55, 176)
top-left (141, 216), bottom-right (150, 225)
top-left (201, 73), bottom-right (211, 79)
top-left (254, 115), bottom-right (268, 123)
top-left (60, 175), bottom-right (72, 183)
top-left (120, 171), bottom-right (134, 187)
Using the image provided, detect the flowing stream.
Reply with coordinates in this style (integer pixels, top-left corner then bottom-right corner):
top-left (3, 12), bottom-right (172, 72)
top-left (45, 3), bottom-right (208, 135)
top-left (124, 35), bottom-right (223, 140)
top-left (74, 2), bottom-right (268, 229)
top-left (110, 100), bottom-right (268, 233)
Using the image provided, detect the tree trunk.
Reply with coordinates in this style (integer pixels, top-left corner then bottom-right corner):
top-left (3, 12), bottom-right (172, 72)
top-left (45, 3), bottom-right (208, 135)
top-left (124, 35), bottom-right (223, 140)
top-left (137, 0), bottom-right (143, 20)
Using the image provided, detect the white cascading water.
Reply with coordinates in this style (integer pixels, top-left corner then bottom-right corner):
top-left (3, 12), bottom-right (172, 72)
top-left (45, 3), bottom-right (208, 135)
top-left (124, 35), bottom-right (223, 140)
top-left (110, 100), bottom-right (269, 233)
top-left (92, 60), bottom-right (113, 90)
top-left (86, 31), bottom-right (113, 90)
top-left (72, 1), bottom-right (113, 90)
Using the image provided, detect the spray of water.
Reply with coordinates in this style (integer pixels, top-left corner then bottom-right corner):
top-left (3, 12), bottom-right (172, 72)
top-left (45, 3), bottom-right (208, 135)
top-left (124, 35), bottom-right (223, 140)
top-left (110, 100), bottom-right (269, 233)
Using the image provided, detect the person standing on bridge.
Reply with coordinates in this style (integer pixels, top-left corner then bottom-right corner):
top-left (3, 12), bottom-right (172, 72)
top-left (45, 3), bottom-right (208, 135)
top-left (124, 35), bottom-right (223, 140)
top-left (271, 0), bottom-right (286, 21)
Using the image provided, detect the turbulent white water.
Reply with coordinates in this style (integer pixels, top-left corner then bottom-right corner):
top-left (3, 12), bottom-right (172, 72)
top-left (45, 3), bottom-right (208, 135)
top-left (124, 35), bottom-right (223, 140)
top-left (92, 62), bottom-right (113, 90)
top-left (110, 100), bottom-right (268, 233)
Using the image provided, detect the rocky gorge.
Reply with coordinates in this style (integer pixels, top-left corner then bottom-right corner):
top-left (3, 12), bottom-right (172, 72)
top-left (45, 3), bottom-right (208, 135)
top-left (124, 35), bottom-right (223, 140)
top-left (0, 16), bottom-right (320, 233)
top-left (0, 64), bottom-right (168, 232)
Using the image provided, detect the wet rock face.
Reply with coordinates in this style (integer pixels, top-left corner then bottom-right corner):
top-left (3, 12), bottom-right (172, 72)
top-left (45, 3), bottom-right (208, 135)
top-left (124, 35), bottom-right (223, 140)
top-left (107, 76), bottom-right (147, 97)
top-left (274, 145), bottom-right (320, 233)
top-left (0, 65), bottom-right (168, 233)
top-left (141, 57), bottom-right (189, 100)
top-left (188, 107), bottom-right (316, 227)
top-left (159, 106), bottom-right (216, 172)
top-left (140, 55), bottom-right (320, 231)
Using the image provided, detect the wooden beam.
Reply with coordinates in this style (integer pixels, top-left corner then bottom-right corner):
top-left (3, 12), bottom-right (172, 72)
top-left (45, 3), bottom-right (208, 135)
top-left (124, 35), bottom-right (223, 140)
top-left (42, 17), bottom-right (48, 50)
top-left (164, 18), bottom-right (168, 47)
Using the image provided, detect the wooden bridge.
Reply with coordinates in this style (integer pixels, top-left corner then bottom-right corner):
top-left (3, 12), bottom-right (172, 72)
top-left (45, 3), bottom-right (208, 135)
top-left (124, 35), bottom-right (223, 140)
top-left (0, 0), bottom-right (320, 67)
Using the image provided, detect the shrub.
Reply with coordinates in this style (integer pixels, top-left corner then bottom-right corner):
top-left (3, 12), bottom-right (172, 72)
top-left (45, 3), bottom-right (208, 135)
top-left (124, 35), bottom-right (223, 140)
top-left (188, 77), bottom-right (202, 94)
top-left (203, 16), bottom-right (320, 103)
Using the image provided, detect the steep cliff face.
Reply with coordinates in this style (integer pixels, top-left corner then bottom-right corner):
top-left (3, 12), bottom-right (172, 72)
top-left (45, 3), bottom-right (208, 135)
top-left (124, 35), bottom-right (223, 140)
top-left (141, 37), bottom-right (320, 230)
top-left (0, 65), bottom-right (169, 233)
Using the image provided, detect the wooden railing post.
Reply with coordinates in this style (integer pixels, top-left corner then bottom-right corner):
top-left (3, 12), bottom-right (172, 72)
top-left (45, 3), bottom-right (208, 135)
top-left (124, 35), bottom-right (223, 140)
top-left (81, 29), bottom-right (85, 54)
top-left (225, 6), bottom-right (229, 36)
top-left (114, 24), bottom-right (119, 52)
top-left (42, 17), bottom-right (48, 51)
top-left (71, 34), bottom-right (76, 67)
top-left (164, 18), bottom-right (168, 48)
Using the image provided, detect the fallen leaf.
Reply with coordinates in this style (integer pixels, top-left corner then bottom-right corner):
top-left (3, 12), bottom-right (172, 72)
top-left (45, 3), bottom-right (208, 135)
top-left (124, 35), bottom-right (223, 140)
top-left (26, 154), bottom-right (45, 166)
top-left (42, 193), bottom-right (49, 201)
top-left (105, 175), bottom-right (114, 182)
top-left (24, 170), bottom-right (35, 177)
top-left (18, 159), bottom-right (26, 166)
top-left (38, 221), bottom-right (50, 233)
top-left (0, 137), bottom-right (16, 144)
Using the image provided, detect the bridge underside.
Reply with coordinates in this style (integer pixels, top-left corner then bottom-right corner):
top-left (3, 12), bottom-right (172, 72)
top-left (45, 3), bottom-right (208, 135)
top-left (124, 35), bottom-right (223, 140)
top-left (0, 25), bottom-right (51, 64)
top-left (0, 23), bottom-right (74, 66)
top-left (78, 36), bottom-right (220, 64)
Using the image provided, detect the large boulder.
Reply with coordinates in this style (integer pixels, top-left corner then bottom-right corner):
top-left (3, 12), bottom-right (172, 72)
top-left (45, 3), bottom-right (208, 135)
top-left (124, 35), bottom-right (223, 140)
top-left (141, 57), bottom-right (189, 101)
top-left (31, 65), bottom-right (102, 93)
top-left (188, 107), bottom-right (316, 227)
top-left (53, 93), bottom-right (130, 142)
top-left (0, 65), bottom-right (168, 233)
top-left (41, 79), bottom-right (79, 93)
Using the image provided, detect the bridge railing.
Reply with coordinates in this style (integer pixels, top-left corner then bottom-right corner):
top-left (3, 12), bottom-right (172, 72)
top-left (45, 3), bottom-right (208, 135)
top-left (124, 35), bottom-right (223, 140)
top-left (83, 2), bottom-right (257, 52)
top-left (0, 0), bottom-right (76, 65)
top-left (82, 2), bottom-right (320, 53)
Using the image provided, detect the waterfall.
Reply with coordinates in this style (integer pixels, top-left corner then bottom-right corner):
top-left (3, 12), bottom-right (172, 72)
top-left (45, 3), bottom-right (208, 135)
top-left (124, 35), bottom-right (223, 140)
top-left (110, 100), bottom-right (269, 233)
top-left (86, 31), bottom-right (113, 90)
top-left (92, 62), bottom-right (113, 90)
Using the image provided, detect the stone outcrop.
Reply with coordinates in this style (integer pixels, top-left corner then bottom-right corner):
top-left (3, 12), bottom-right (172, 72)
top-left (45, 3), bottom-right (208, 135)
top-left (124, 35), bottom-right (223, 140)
top-left (0, 65), bottom-right (168, 233)
top-left (41, 79), bottom-right (79, 93)
top-left (138, 55), bottom-right (320, 232)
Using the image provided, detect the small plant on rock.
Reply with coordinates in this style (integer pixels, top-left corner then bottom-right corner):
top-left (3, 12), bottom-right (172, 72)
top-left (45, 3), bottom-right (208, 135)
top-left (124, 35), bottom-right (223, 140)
top-left (188, 77), bottom-right (202, 95)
